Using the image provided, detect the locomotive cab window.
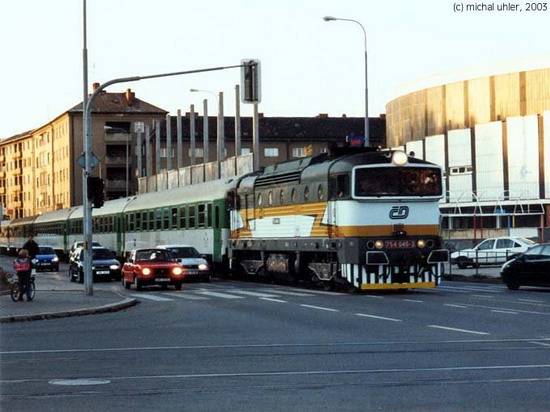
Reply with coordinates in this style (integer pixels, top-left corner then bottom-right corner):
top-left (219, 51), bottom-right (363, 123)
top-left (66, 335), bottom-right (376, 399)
top-left (330, 174), bottom-right (349, 199)
top-left (354, 166), bottom-right (442, 197)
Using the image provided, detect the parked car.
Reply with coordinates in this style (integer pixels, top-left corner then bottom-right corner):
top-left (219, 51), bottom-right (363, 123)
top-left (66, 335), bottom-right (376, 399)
top-left (69, 246), bottom-right (121, 283)
top-left (69, 241), bottom-right (101, 263)
top-left (450, 236), bottom-right (536, 269)
top-left (156, 244), bottom-right (211, 282)
top-left (501, 243), bottom-right (550, 290)
top-left (32, 246), bottom-right (59, 272)
top-left (122, 248), bottom-right (186, 290)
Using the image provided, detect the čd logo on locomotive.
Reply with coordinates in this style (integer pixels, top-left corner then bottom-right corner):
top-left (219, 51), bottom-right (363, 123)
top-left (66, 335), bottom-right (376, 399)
top-left (389, 205), bottom-right (409, 219)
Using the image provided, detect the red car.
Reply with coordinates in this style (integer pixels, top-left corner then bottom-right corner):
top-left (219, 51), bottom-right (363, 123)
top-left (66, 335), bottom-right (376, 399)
top-left (122, 248), bottom-right (185, 290)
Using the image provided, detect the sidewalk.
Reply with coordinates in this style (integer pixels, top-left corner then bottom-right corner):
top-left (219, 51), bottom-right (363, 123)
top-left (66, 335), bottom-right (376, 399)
top-left (0, 289), bottom-right (137, 323)
top-left (442, 262), bottom-right (503, 284)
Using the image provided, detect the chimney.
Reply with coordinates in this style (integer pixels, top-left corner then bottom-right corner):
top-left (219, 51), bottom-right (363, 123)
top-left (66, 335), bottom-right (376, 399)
top-left (317, 113), bottom-right (328, 119)
top-left (342, 113), bottom-right (347, 118)
top-left (92, 82), bottom-right (100, 91)
top-left (125, 88), bottom-right (135, 106)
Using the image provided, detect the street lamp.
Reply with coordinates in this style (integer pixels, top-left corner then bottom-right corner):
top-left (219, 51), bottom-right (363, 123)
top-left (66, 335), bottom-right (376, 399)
top-left (323, 15), bottom-right (369, 147)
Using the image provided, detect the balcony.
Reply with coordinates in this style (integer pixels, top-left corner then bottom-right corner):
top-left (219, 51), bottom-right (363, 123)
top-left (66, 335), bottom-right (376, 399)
top-left (105, 179), bottom-right (127, 191)
top-left (105, 132), bottom-right (131, 144)
top-left (12, 152), bottom-right (22, 159)
top-left (11, 201), bottom-right (22, 208)
top-left (105, 156), bottom-right (128, 166)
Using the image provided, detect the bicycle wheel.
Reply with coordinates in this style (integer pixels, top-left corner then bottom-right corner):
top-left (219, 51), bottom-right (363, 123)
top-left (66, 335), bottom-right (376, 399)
top-left (27, 280), bottom-right (36, 301)
top-left (10, 283), bottom-right (21, 302)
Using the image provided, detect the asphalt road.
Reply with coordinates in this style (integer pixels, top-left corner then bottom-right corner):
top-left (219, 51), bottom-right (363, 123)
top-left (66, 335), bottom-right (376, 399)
top-left (2, 257), bottom-right (550, 411)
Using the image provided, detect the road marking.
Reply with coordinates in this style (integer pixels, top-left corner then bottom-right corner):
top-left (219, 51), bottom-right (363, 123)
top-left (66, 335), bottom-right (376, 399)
top-left (518, 298), bottom-right (544, 304)
top-left (531, 341), bottom-right (550, 348)
top-left (49, 378), bottom-right (110, 386)
top-left (491, 309), bottom-right (518, 315)
top-left (355, 313), bottom-right (402, 322)
top-left (162, 292), bottom-right (208, 300)
top-left (227, 290), bottom-right (279, 298)
top-left (294, 289), bottom-right (346, 296)
top-left (258, 289), bottom-right (313, 297)
top-left (428, 325), bottom-right (489, 335)
top-left (260, 297), bottom-right (287, 303)
top-left (403, 299), bottom-right (423, 303)
top-left (471, 294), bottom-right (496, 299)
top-left (300, 304), bottom-right (339, 312)
top-left (364, 295), bottom-right (384, 299)
top-left (444, 304), bottom-right (468, 308)
top-left (194, 290), bottom-right (244, 299)
top-left (462, 303), bottom-right (550, 315)
top-left (440, 285), bottom-right (501, 293)
top-left (130, 294), bottom-right (173, 302)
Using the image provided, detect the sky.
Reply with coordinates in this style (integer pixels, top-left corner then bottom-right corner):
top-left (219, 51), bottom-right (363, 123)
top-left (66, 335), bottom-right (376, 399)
top-left (1, 0), bottom-right (549, 138)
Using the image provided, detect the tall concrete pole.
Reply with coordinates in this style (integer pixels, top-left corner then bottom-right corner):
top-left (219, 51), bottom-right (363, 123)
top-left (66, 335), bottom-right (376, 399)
top-left (253, 102), bottom-right (260, 171)
top-left (235, 84), bottom-right (241, 175)
top-left (136, 131), bottom-right (142, 177)
top-left (217, 91), bottom-right (224, 178)
top-left (166, 113), bottom-right (172, 170)
top-left (190, 104), bottom-right (196, 166)
top-left (155, 120), bottom-right (161, 174)
top-left (176, 109), bottom-right (183, 169)
top-left (203, 99), bottom-right (209, 164)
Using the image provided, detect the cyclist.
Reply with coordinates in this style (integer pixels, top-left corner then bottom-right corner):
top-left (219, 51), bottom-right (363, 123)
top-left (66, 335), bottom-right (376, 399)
top-left (13, 249), bottom-right (32, 301)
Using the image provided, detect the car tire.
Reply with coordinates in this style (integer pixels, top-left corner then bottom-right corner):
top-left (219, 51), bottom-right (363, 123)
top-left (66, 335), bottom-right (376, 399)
top-left (134, 277), bottom-right (142, 291)
top-left (506, 282), bottom-right (520, 290)
top-left (457, 257), bottom-right (469, 269)
top-left (174, 282), bottom-right (182, 291)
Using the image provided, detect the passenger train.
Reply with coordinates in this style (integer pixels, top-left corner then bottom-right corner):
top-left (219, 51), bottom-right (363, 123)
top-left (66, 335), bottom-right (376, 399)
top-left (0, 147), bottom-right (448, 290)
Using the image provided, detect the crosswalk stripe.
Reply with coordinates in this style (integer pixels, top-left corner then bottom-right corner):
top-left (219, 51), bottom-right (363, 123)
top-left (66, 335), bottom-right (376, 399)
top-left (162, 292), bottom-right (209, 300)
top-left (131, 294), bottom-right (174, 302)
top-left (226, 290), bottom-right (279, 298)
top-left (194, 290), bottom-right (244, 299)
top-left (257, 288), bottom-right (313, 297)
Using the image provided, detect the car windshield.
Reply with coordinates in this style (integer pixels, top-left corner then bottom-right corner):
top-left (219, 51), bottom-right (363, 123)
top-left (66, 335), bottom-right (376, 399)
top-left (38, 247), bottom-right (54, 255)
top-left (135, 249), bottom-right (174, 262)
top-left (92, 249), bottom-right (114, 260)
top-left (354, 166), bottom-right (442, 197)
top-left (166, 247), bottom-right (200, 258)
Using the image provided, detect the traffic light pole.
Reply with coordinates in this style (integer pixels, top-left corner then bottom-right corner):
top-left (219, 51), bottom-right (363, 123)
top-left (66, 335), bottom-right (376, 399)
top-left (81, 64), bottom-right (246, 295)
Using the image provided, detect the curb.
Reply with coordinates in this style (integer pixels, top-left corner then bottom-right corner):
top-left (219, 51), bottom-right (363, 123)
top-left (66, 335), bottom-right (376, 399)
top-left (0, 297), bottom-right (138, 323)
top-left (443, 274), bottom-right (502, 284)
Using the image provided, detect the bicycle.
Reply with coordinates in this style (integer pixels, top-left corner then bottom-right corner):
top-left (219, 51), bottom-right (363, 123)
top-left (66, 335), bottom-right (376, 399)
top-left (10, 275), bottom-right (36, 302)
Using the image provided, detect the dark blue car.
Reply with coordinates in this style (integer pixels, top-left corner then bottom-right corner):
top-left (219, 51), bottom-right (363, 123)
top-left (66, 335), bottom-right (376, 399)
top-left (32, 246), bottom-right (60, 272)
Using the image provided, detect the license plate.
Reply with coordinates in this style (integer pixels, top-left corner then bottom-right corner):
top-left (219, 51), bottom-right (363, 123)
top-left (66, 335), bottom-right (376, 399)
top-left (96, 270), bottom-right (110, 275)
top-left (384, 240), bottom-right (416, 249)
top-left (40, 263), bottom-right (48, 266)
top-left (156, 278), bottom-right (170, 282)
top-left (187, 270), bottom-right (198, 275)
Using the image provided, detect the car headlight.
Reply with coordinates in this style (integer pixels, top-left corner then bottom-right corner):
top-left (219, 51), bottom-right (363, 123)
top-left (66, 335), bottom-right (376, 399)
top-left (198, 263), bottom-right (209, 271)
top-left (172, 267), bottom-right (183, 275)
top-left (32, 259), bottom-right (37, 264)
top-left (52, 256), bottom-right (59, 262)
top-left (142, 268), bottom-right (151, 275)
top-left (110, 264), bottom-right (120, 270)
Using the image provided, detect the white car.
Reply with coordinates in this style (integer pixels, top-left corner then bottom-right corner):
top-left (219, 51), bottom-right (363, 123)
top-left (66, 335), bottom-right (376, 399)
top-left (451, 236), bottom-right (536, 269)
top-left (156, 244), bottom-right (211, 282)
top-left (69, 241), bottom-right (101, 263)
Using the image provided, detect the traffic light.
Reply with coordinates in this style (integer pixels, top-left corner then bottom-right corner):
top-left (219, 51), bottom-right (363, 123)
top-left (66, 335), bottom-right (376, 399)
top-left (87, 176), bottom-right (104, 208)
top-left (241, 59), bottom-right (261, 103)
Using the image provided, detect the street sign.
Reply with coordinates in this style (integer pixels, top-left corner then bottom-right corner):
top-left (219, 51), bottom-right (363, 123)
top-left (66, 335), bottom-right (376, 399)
top-left (134, 121), bottom-right (145, 133)
top-left (77, 152), bottom-right (99, 169)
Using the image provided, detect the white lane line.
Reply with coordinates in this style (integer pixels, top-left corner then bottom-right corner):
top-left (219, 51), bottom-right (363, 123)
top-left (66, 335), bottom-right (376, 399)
top-left (260, 297), bottom-right (287, 303)
top-left (258, 289), bottom-right (313, 297)
top-left (428, 325), bottom-right (489, 336)
top-left (471, 294), bottom-right (496, 299)
top-left (491, 309), bottom-right (518, 315)
top-left (364, 295), bottom-right (384, 299)
top-left (194, 290), bottom-right (243, 299)
top-left (355, 313), bottom-right (402, 322)
top-left (130, 294), bottom-right (173, 302)
top-left (300, 304), bottom-right (339, 312)
top-left (518, 299), bottom-right (545, 304)
top-left (531, 341), bottom-right (550, 348)
top-left (227, 290), bottom-right (279, 298)
top-left (294, 289), bottom-right (346, 296)
top-left (403, 299), bottom-right (424, 303)
top-left (162, 292), bottom-right (208, 300)
top-left (444, 304), bottom-right (468, 308)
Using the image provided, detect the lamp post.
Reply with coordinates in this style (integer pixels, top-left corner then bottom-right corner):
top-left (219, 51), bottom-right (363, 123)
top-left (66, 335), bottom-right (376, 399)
top-left (323, 15), bottom-right (369, 147)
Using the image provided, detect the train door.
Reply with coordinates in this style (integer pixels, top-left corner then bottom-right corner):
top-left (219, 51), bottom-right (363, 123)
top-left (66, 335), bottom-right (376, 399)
top-left (246, 193), bottom-right (255, 232)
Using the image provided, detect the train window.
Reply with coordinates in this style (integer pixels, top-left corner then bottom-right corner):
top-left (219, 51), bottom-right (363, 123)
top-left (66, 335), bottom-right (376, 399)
top-left (179, 207), bottom-right (186, 228)
top-left (163, 209), bottom-right (170, 229)
top-left (268, 191), bottom-right (273, 206)
top-left (135, 213), bottom-right (141, 231)
top-left (155, 210), bottom-right (162, 230)
top-left (207, 204), bottom-right (212, 227)
top-left (171, 208), bottom-right (178, 229)
top-left (304, 186), bottom-right (310, 202)
top-left (257, 193), bottom-right (263, 208)
top-left (198, 204), bottom-right (206, 227)
top-left (318, 184), bottom-right (324, 201)
top-left (279, 189), bottom-right (284, 204)
top-left (189, 206), bottom-right (196, 228)
top-left (129, 214), bottom-right (135, 232)
top-left (291, 188), bottom-right (297, 203)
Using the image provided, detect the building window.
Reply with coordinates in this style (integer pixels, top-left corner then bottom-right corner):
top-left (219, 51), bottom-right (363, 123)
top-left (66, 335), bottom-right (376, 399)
top-left (241, 148), bottom-right (251, 155)
top-left (188, 148), bottom-right (204, 158)
top-left (264, 148), bottom-right (279, 158)
top-left (292, 147), bottom-right (307, 158)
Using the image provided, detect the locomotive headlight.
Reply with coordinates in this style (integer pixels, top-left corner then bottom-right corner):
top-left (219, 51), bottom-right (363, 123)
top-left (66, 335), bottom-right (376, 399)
top-left (374, 240), bottom-right (384, 250)
top-left (417, 239), bottom-right (426, 248)
top-left (391, 150), bottom-right (408, 166)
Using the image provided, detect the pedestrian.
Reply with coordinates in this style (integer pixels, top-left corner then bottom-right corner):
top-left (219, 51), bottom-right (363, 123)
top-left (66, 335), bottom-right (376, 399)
top-left (22, 234), bottom-right (39, 259)
top-left (13, 249), bottom-right (32, 301)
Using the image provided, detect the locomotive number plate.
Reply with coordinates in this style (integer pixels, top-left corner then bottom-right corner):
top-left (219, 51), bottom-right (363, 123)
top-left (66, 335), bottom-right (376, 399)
top-left (384, 240), bottom-right (415, 249)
